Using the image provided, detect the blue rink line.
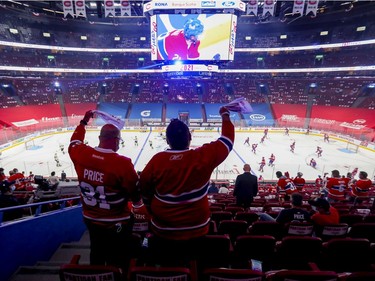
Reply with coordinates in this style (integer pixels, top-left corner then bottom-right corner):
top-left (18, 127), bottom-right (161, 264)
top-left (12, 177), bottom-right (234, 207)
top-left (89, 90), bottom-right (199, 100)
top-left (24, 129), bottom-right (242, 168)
top-left (232, 147), bottom-right (246, 164)
top-left (134, 128), bottom-right (153, 166)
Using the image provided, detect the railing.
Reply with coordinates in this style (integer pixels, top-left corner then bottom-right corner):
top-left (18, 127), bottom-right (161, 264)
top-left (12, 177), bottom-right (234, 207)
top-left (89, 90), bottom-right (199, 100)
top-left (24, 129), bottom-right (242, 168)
top-left (0, 196), bottom-right (80, 226)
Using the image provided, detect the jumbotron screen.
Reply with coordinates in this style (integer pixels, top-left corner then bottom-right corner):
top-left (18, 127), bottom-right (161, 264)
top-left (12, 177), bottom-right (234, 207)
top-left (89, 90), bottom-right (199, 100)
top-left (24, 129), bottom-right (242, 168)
top-left (150, 14), bottom-right (237, 62)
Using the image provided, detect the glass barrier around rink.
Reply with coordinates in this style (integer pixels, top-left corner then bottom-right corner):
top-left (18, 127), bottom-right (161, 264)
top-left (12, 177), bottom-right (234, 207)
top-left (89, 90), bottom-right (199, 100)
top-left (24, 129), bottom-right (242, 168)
top-left (0, 117), bottom-right (374, 180)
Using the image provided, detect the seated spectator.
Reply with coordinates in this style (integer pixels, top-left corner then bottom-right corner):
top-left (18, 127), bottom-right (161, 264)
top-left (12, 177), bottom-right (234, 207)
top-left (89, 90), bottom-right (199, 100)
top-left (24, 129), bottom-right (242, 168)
top-left (276, 170), bottom-right (297, 202)
top-left (207, 181), bottom-right (219, 194)
top-left (8, 168), bottom-right (27, 191)
top-left (325, 169), bottom-right (347, 202)
top-left (47, 171), bottom-right (59, 188)
top-left (259, 193), bottom-right (311, 224)
top-left (0, 180), bottom-right (23, 221)
top-left (308, 197), bottom-right (339, 235)
top-left (61, 170), bottom-right (67, 181)
top-left (348, 171), bottom-right (372, 204)
top-left (218, 183), bottom-right (230, 194)
top-left (293, 172), bottom-right (305, 192)
top-left (0, 168), bottom-right (6, 181)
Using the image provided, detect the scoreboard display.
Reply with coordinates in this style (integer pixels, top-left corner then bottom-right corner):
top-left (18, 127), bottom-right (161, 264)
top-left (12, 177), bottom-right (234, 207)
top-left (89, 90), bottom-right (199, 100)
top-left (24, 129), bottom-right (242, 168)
top-left (150, 13), bottom-right (237, 62)
top-left (145, 0), bottom-right (245, 64)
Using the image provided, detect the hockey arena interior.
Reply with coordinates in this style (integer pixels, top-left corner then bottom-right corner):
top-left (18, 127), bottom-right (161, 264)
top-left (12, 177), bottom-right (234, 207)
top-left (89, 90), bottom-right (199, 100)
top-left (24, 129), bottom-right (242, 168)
top-left (1, 0), bottom-right (375, 280)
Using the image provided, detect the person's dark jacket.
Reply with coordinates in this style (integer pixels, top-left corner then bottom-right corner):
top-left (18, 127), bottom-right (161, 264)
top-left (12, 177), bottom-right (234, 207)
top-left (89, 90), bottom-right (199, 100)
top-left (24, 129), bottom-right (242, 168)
top-left (233, 172), bottom-right (258, 207)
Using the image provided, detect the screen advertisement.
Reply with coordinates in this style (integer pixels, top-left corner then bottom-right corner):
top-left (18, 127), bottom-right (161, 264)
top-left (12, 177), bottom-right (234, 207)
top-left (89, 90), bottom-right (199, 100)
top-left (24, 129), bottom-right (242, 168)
top-left (150, 14), bottom-right (237, 61)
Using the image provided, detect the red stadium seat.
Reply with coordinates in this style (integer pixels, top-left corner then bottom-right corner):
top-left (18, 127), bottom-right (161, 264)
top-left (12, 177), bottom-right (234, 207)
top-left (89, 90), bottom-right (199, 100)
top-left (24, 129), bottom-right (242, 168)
top-left (266, 269), bottom-right (339, 281)
top-left (202, 268), bottom-right (264, 281)
top-left (59, 255), bottom-right (123, 281)
top-left (232, 235), bottom-right (276, 271)
top-left (320, 238), bottom-right (373, 272)
top-left (217, 219), bottom-right (248, 242)
top-left (128, 258), bottom-right (198, 281)
top-left (274, 236), bottom-right (323, 270)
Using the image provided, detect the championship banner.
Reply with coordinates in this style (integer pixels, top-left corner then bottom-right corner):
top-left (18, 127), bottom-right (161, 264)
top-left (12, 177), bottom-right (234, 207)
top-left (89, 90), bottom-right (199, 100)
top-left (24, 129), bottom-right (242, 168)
top-left (74, 0), bottom-right (86, 17)
top-left (247, 0), bottom-right (258, 16)
top-left (120, 0), bottom-right (131, 16)
top-left (104, 0), bottom-right (115, 17)
top-left (293, 0), bottom-right (305, 15)
top-left (263, 0), bottom-right (276, 16)
top-left (305, 0), bottom-right (319, 16)
top-left (62, 0), bottom-right (74, 18)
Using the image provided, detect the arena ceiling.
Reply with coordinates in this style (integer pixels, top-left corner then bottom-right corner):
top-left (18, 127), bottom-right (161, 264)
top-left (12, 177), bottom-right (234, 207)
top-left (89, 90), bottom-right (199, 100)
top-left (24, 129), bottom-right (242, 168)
top-left (2, 0), bottom-right (375, 26)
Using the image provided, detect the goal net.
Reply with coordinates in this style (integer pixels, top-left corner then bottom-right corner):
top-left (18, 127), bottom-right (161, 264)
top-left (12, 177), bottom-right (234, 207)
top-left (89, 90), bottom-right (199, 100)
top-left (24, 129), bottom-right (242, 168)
top-left (25, 139), bottom-right (36, 150)
top-left (346, 142), bottom-right (359, 153)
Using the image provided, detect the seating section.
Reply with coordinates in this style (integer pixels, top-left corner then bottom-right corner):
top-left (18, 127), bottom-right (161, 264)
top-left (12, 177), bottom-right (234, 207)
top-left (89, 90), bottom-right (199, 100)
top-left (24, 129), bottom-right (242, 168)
top-left (1, 76), bottom-right (374, 109)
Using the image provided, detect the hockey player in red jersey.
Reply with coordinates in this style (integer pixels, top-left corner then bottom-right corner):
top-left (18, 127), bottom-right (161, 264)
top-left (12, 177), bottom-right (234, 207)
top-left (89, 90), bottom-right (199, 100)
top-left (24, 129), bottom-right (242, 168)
top-left (68, 110), bottom-right (141, 270)
top-left (139, 106), bottom-right (234, 265)
top-left (157, 18), bottom-right (204, 60)
top-left (259, 157), bottom-right (266, 172)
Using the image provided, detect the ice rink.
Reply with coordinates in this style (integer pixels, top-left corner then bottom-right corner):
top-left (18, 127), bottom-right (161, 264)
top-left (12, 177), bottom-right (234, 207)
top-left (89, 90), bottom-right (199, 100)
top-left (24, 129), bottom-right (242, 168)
top-left (1, 128), bottom-right (374, 181)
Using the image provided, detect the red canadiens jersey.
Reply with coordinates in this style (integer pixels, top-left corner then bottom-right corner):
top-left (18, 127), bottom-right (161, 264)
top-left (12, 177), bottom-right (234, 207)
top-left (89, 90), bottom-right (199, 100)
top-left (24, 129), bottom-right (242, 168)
top-left (326, 177), bottom-right (347, 201)
top-left (8, 173), bottom-right (27, 191)
top-left (157, 30), bottom-right (200, 60)
top-left (277, 176), bottom-right (297, 195)
top-left (69, 124), bottom-right (139, 226)
top-left (293, 177), bottom-right (305, 190)
top-left (139, 120), bottom-right (234, 240)
top-left (350, 179), bottom-right (372, 198)
top-left (315, 178), bottom-right (323, 188)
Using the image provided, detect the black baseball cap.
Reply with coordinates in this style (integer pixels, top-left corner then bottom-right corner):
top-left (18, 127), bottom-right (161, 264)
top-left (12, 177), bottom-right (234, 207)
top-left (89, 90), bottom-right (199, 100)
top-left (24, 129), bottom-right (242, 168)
top-left (308, 197), bottom-right (330, 211)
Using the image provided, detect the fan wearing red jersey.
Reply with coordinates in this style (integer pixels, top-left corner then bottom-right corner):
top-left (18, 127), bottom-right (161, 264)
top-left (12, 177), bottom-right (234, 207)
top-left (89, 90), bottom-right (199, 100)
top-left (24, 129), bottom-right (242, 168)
top-left (68, 110), bottom-right (140, 270)
top-left (325, 169), bottom-right (347, 202)
top-left (276, 170), bottom-right (297, 202)
top-left (348, 171), bottom-right (372, 203)
top-left (139, 106), bottom-right (234, 265)
top-left (293, 172), bottom-right (305, 192)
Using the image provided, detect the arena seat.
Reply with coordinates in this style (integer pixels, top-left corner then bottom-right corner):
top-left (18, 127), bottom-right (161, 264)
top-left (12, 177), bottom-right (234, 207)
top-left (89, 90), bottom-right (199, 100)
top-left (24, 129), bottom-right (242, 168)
top-left (234, 211), bottom-right (259, 226)
top-left (339, 214), bottom-right (364, 226)
top-left (217, 219), bottom-right (248, 242)
top-left (210, 211), bottom-right (233, 225)
top-left (128, 258), bottom-right (198, 281)
top-left (196, 234), bottom-right (232, 270)
top-left (247, 221), bottom-right (284, 240)
top-left (347, 222), bottom-right (375, 243)
top-left (274, 236), bottom-right (323, 270)
top-left (59, 255), bottom-right (123, 281)
top-left (265, 269), bottom-right (339, 281)
top-left (315, 223), bottom-right (349, 241)
top-left (284, 221), bottom-right (314, 237)
top-left (319, 238), bottom-right (374, 273)
top-left (202, 268), bottom-right (264, 281)
top-left (338, 271), bottom-right (375, 281)
top-left (232, 235), bottom-right (276, 271)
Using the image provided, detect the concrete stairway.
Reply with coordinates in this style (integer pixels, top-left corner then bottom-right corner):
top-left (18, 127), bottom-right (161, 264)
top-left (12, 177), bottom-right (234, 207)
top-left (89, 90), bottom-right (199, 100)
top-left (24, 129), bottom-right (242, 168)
top-left (8, 231), bottom-right (90, 281)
